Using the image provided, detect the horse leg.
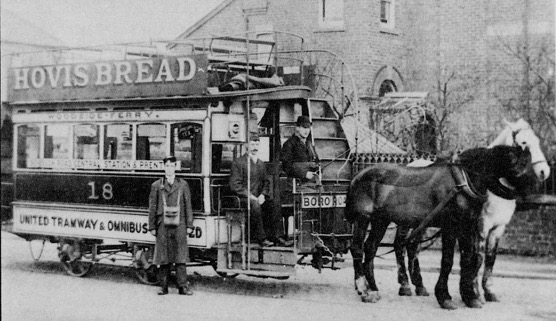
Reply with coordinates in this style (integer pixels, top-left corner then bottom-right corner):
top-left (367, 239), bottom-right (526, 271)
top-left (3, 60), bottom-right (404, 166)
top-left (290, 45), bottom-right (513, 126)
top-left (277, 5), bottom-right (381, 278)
top-left (435, 228), bottom-right (458, 310)
top-left (394, 226), bottom-right (412, 296)
top-left (483, 226), bottom-right (505, 302)
top-left (350, 217), bottom-right (369, 296)
top-left (458, 224), bottom-right (483, 309)
top-left (361, 219), bottom-right (390, 303)
top-left (407, 231), bottom-right (429, 296)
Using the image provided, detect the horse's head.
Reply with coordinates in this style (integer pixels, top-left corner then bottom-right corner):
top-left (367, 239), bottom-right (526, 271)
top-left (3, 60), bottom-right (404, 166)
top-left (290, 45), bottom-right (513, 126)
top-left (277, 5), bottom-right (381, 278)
top-left (490, 145), bottom-right (539, 196)
top-left (488, 118), bottom-right (550, 181)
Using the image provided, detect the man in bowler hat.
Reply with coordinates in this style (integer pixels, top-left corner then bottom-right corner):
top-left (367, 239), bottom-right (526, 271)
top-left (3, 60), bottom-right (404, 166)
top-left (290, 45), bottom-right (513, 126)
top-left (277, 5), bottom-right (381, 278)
top-left (281, 115), bottom-right (322, 192)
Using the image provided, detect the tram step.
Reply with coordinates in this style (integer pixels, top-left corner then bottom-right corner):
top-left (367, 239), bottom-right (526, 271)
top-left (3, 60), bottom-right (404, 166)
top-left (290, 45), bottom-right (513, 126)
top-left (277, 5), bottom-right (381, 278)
top-left (215, 268), bottom-right (295, 278)
top-left (219, 246), bottom-right (298, 269)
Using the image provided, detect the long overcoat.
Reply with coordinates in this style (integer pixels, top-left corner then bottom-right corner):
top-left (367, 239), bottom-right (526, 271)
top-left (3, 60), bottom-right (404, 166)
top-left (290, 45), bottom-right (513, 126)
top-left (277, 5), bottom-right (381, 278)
top-left (148, 177), bottom-right (194, 265)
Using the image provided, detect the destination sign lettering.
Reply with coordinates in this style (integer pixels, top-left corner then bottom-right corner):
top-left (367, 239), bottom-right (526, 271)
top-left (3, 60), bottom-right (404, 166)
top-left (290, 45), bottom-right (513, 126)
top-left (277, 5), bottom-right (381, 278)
top-left (301, 194), bottom-right (346, 208)
top-left (8, 55), bottom-right (208, 103)
top-left (12, 109), bottom-right (207, 123)
top-left (26, 159), bottom-right (180, 170)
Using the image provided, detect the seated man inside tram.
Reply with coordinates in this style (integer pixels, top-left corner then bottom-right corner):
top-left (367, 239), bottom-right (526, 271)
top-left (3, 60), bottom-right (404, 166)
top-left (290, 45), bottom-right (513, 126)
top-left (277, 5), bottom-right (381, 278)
top-left (229, 134), bottom-right (291, 247)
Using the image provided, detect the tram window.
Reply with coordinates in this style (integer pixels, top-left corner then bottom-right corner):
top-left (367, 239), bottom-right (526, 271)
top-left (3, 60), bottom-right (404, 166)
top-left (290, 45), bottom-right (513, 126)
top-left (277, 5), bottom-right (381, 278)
top-left (105, 124), bottom-right (133, 160)
top-left (171, 123), bottom-right (202, 173)
top-left (137, 123), bottom-right (166, 161)
top-left (17, 125), bottom-right (40, 168)
top-left (212, 143), bottom-right (243, 173)
top-left (74, 124), bottom-right (99, 159)
top-left (44, 124), bottom-right (71, 159)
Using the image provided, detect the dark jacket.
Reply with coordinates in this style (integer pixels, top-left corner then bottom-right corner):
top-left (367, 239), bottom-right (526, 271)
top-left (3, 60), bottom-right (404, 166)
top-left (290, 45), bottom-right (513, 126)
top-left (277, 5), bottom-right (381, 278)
top-left (229, 154), bottom-right (269, 198)
top-left (148, 177), bottom-right (193, 265)
top-left (281, 134), bottom-right (319, 180)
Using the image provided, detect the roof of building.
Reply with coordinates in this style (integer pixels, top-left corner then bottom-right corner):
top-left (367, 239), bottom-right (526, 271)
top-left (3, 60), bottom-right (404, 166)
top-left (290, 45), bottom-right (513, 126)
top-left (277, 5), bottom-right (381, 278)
top-left (175, 0), bottom-right (234, 40)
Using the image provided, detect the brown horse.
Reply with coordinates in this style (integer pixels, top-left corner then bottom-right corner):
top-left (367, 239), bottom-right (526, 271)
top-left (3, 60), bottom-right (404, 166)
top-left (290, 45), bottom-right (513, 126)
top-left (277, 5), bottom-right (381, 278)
top-left (345, 145), bottom-right (533, 309)
top-left (395, 119), bottom-right (548, 305)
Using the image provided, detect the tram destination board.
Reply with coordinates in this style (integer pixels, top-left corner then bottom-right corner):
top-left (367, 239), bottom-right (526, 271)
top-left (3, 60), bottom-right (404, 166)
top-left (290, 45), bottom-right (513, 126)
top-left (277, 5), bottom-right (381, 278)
top-left (301, 194), bottom-right (346, 208)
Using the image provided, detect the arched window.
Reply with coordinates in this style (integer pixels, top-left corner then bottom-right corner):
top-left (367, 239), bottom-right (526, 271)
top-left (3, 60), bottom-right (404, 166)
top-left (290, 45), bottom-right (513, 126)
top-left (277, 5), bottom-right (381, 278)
top-left (378, 80), bottom-right (397, 97)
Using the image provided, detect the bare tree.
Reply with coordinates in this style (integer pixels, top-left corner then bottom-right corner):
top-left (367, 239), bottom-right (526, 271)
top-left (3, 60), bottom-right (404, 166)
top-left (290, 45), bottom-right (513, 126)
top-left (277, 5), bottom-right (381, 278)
top-left (494, 32), bottom-right (555, 158)
top-left (428, 67), bottom-right (481, 153)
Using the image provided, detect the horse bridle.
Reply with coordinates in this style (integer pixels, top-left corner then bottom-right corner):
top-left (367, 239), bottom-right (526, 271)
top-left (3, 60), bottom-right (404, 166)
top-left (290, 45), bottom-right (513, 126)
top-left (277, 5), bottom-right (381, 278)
top-left (511, 127), bottom-right (548, 167)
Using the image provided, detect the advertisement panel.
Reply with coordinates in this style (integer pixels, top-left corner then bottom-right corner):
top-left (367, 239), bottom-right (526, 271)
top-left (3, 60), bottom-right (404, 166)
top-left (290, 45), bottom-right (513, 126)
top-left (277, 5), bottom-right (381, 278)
top-left (12, 205), bottom-right (235, 247)
top-left (8, 55), bottom-right (208, 103)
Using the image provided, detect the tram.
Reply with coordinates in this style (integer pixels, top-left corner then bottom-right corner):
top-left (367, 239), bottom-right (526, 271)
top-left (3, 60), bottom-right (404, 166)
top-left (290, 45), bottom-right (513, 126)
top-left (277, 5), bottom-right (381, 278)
top-left (6, 34), bottom-right (362, 283)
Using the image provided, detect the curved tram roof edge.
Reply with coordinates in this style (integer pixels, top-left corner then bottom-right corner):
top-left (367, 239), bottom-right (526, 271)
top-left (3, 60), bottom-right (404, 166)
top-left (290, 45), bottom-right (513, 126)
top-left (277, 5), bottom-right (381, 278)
top-left (8, 85), bottom-right (312, 106)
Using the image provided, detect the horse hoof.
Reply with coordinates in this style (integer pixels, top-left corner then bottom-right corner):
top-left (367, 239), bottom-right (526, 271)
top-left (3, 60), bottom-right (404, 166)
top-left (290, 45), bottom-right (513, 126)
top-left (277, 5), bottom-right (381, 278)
top-left (361, 291), bottom-right (381, 303)
top-left (439, 299), bottom-right (458, 310)
top-left (398, 286), bottom-right (412, 296)
top-left (415, 286), bottom-right (430, 296)
top-left (464, 299), bottom-right (483, 309)
top-left (484, 292), bottom-right (499, 302)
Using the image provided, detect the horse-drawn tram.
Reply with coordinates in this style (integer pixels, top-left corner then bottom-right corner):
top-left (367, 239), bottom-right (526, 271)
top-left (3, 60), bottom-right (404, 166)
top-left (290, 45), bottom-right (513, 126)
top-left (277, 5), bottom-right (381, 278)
top-left (6, 33), bottom-right (363, 283)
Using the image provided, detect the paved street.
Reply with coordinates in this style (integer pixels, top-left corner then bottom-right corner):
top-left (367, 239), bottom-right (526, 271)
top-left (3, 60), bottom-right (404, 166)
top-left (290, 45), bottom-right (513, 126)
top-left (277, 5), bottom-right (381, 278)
top-left (2, 231), bottom-right (556, 321)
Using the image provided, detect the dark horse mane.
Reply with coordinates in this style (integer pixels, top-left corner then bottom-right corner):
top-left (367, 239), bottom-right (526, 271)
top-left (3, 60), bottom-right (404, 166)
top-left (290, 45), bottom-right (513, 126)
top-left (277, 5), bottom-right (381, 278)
top-left (445, 145), bottom-right (536, 197)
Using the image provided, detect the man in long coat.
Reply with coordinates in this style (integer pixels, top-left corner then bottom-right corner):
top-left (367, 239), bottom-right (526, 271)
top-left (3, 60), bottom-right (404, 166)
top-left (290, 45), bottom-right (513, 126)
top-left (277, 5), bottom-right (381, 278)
top-left (281, 115), bottom-right (322, 192)
top-left (149, 155), bottom-right (194, 295)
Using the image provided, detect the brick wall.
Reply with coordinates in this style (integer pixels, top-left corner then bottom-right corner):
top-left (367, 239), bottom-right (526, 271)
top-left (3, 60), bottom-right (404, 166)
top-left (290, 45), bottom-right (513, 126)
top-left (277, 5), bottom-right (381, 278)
top-left (501, 205), bottom-right (556, 256)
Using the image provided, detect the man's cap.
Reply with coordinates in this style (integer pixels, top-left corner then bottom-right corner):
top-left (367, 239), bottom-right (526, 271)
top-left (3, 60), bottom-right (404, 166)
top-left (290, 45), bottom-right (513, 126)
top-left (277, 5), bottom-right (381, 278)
top-left (296, 116), bottom-right (312, 128)
top-left (163, 155), bottom-right (177, 163)
top-left (249, 133), bottom-right (260, 141)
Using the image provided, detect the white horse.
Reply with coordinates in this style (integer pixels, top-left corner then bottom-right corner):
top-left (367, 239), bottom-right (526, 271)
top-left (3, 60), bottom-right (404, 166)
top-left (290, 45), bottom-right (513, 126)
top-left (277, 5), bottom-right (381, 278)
top-left (398, 118), bottom-right (550, 303)
top-left (480, 118), bottom-right (550, 302)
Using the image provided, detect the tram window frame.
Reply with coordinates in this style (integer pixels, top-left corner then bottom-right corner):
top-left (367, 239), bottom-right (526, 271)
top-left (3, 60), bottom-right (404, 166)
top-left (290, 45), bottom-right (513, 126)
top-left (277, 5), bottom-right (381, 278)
top-left (16, 124), bottom-right (41, 168)
top-left (211, 142), bottom-right (244, 174)
top-left (104, 123), bottom-right (133, 160)
top-left (170, 122), bottom-right (203, 173)
top-left (44, 124), bottom-right (72, 160)
top-left (136, 123), bottom-right (167, 161)
top-left (73, 123), bottom-right (100, 160)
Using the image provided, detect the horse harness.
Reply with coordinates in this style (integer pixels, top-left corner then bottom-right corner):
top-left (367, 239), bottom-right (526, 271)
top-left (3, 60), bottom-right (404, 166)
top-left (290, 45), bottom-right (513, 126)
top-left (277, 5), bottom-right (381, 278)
top-left (404, 165), bottom-right (488, 245)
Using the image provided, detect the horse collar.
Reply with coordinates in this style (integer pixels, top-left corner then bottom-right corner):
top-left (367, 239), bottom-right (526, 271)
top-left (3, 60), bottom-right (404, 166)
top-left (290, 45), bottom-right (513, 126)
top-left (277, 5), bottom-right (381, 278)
top-left (488, 178), bottom-right (517, 200)
top-left (450, 166), bottom-right (488, 202)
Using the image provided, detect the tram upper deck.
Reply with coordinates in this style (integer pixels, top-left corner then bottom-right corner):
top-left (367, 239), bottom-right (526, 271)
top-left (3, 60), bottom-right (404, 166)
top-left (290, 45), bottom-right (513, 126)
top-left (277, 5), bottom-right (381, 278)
top-left (7, 35), bottom-right (354, 251)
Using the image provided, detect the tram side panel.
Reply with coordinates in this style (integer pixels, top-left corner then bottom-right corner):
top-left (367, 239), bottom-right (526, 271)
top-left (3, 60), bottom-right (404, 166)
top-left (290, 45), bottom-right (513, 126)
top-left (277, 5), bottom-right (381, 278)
top-left (12, 172), bottom-right (238, 248)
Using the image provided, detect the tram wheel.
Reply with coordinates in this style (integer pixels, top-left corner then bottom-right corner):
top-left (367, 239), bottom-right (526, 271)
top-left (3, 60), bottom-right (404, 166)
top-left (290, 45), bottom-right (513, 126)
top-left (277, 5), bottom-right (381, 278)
top-left (135, 266), bottom-right (159, 285)
top-left (61, 259), bottom-right (93, 277)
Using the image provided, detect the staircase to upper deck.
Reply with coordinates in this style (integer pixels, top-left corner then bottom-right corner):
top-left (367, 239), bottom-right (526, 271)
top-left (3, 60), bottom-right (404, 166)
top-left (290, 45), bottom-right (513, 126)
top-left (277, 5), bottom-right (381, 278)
top-left (308, 99), bottom-right (352, 191)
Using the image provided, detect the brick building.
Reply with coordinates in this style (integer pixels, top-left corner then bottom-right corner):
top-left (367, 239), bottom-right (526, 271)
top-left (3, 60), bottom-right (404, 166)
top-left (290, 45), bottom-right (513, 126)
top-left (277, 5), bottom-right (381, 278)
top-left (177, 0), bottom-right (555, 153)
top-left (177, 0), bottom-right (556, 256)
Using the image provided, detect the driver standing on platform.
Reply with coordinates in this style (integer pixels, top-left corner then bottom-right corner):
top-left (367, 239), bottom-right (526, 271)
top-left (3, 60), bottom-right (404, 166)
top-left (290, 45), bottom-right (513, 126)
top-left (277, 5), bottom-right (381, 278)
top-left (281, 115), bottom-right (323, 192)
top-left (149, 155), bottom-right (194, 296)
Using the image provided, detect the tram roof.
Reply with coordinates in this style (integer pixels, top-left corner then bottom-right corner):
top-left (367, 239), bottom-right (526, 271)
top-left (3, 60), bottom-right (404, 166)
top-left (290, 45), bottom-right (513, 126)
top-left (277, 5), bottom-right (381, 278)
top-left (8, 85), bottom-right (312, 107)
